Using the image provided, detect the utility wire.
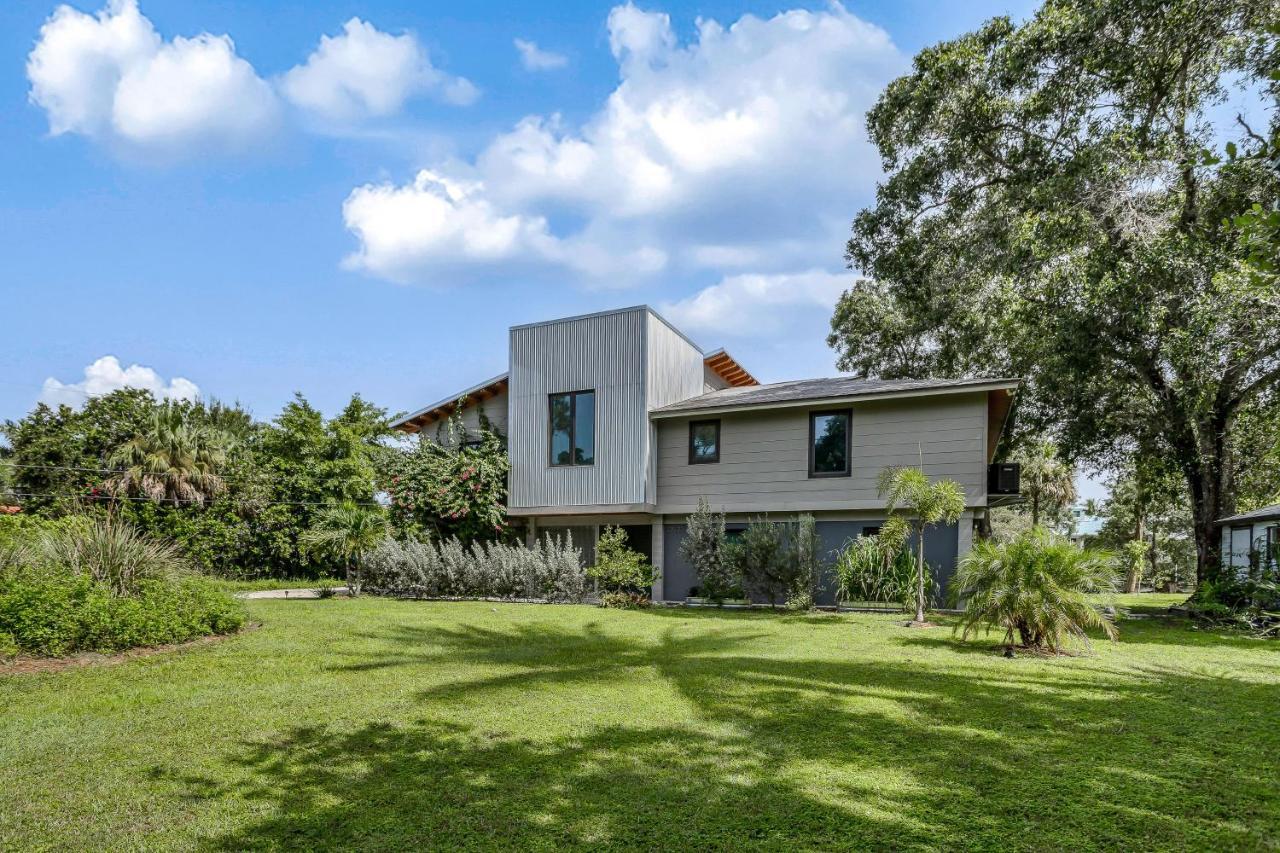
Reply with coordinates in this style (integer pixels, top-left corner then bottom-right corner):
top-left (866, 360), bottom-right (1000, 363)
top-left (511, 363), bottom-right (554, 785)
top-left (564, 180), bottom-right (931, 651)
top-left (1, 490), bottom-right (385, 509)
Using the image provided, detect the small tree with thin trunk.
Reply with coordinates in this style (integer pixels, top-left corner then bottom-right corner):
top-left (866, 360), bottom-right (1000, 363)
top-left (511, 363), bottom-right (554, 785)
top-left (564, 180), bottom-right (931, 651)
top-left (301, 501), bottom-right (389, 595)
top-left (1014, 441), bottom-right (1076, 528)
top-left (877, 467), bottom-right (966, 624)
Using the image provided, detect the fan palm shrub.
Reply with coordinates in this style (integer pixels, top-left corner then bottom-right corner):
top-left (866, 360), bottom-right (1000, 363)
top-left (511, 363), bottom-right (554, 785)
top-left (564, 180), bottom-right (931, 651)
top-left (954, 528), bottom-right (1119, 653)
top-left (1014, 441), bottom-right (1077, 527)
top-left (108, 404), bottom-right (231, 507)
top-left (301, 502), bottom-right (388, 595)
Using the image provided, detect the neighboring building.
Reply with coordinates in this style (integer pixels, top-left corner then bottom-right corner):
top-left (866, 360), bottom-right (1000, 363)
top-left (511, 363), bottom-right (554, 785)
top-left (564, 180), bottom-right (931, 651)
top-left (1218, 504), bottom-right (1280, 575)
top-left (1068, 505), bottom-right (1104, 546)
top-left (393, 305), bottom-right (1020, 604)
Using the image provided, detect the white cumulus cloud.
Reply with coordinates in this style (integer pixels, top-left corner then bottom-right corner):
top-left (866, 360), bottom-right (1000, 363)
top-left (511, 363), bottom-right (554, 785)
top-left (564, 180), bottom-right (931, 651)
top-left (660, 269), bottom-right (851, 336)
top-left (514, 38), bottom-right (568, 71)
top-left (27, 0), bottom-right (278, 151)
top-left (341, 169), bottom-right (665, 283)
top-left (282, 18), bottom-right (478, 122)
top-left (39, 356), bottom-right (200, 408)
top-left (343, 2), bottom-right (904, 286)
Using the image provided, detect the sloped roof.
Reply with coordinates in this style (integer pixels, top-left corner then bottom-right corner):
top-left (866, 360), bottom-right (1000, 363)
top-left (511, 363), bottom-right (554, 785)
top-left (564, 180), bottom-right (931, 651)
top-left (1217, 504), bottom-right (1280, 525)
top-left (702, 348), bottom-right (758, 387)
top-left (651, 376), bottom-right (1019, 417)
top-left (392, 373), bottom-right (509, 434)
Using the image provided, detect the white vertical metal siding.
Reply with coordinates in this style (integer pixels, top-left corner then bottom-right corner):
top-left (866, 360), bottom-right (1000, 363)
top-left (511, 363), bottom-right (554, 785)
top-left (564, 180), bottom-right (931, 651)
top-left (509, 308), bottom-right (649, 508)
top-left (644, 313), bottom-right (705, 505)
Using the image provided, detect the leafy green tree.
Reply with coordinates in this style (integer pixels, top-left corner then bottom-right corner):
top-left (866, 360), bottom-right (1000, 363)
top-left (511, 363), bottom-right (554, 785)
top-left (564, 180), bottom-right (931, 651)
top-left (955, 528), bottom-right (1119, 653)
top-left (831, 0), bottom-right (1280, 590)
top-left (107, 403), bottom-right (231, 507)
top-left (1, 389), bottom-right (157, 513)
top-left (301, 501), bottom-right (389, 594)
top-left (1096, 461), bottom-right (1196, 591)
top-left (1014, 441), bottom-right (1077, 527)
top-left (878, 467), bottom-right (966, 624)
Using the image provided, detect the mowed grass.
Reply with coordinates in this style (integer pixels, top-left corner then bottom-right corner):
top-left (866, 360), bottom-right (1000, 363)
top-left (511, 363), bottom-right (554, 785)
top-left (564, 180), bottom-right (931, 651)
top-left (1, 598), bottom-right (1277, 850)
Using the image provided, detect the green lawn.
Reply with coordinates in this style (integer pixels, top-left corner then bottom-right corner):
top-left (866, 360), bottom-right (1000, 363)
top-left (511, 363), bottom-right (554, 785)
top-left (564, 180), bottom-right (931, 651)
top-left (2, 599), bottom-right (1277, 850)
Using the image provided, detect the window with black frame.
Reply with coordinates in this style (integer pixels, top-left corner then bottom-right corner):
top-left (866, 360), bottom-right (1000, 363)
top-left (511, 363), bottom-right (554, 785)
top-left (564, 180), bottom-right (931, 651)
top-left (688, 420), bottom-right (720, 464)
top-left (549, 390), bottom-right (595, 466)
top-left (809, 409), bottom-right (850, 477)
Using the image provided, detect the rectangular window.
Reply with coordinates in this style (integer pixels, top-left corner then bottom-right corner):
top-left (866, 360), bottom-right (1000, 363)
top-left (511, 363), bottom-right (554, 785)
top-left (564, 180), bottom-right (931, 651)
top-left (688, 420), bottom-right (721, 464)
top-left (549, 390), bottom-right (595, 466)
top-left (809, 409), bottom-right (851, 477)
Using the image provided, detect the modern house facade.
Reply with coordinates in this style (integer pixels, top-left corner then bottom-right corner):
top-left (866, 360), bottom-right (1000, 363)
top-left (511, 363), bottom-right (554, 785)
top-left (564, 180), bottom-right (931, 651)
top-left (393, 306), bottom-right (1020, 604)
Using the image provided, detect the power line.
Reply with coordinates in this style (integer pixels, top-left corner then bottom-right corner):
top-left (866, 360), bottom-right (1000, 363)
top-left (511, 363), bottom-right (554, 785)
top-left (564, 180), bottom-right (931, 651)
top-left (1, 491), bottom-right (385, 509)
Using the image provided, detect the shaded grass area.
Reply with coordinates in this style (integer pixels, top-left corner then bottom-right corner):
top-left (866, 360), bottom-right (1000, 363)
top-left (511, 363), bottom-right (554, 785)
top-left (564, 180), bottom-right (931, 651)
top-left (1, 599), bottom-right (1277, 850)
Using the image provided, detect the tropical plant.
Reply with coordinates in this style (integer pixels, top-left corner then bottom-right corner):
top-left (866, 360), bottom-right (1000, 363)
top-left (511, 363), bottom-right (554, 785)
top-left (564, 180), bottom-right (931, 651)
top-left (830, 0), bottom-right (1280, 590)
top-left (587, 526), bottom-right (656, 596)
top-left (107, 403), bottom-right (231, 508)
top-left (833, 527), bottom-right (926, 611)
top-left (878, 467), bottom-right (966, 624)
top-left (385, 408), bottom-right (509, 545)
top-left (1014, 442), bottom-right (1077, 528)
top-left (680, 498), bottom-right (740, 603)
top-left (301, 502), bottom-right (389, 595)
top-left (32, 518), bottom-right (188, 596)
top-left (954, 528), bottom-right (1119, 654)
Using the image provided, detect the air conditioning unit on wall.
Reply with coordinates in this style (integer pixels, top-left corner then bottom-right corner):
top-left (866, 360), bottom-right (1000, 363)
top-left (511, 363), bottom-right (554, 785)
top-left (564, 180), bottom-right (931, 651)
top-left (988, 463), bottom-right (1021, 495)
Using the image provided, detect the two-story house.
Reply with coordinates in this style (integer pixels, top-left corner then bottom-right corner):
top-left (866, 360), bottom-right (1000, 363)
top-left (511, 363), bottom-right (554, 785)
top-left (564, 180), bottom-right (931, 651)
top-left (393, 305), bottom-right (1019, 605)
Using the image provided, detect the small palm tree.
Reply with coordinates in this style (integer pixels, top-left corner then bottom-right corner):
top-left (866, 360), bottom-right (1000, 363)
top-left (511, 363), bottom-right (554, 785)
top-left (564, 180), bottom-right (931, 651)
top-left (878, 466), bottom-right (967, 624)
top-left (955, 528), bottom-right (1118, 653)
top-left (108, 404), bottom-right (230, 507)
top-left (301, 502), bottom-right (388, 595)
top-left (1015, 441), bottom-right (1077, 527)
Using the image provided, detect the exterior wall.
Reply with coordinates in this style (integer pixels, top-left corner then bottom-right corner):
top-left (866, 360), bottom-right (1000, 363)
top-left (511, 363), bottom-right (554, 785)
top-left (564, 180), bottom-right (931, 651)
top-left (508, 308), bottom-right (701, 512)
top-left (1222, 521), bottom-right (1279, 573)
top-left (425, 390), bottom-right (509, 446)
top-left (660, 516), bottom-right (960, 605)
top-left (703, 364), bottom-right (732, 392)
top-left (654, 392), bottom-right (989, 515)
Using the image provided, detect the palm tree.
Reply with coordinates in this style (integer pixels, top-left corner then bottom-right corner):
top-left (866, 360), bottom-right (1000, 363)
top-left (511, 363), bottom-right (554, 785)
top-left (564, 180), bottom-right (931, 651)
top-left (301, 501), bottom-right (388, 594)
top-left (1015, 441), bottom-right (1077, 527)
top-left (878, 466), bottom-right (966, 624)
top-left (107, 404), bottom-right (230, 507)
top-left (954, 528), bottom-right (1119, 653)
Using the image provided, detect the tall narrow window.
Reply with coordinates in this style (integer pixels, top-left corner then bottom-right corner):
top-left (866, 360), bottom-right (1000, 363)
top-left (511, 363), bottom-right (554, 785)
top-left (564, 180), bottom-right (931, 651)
top-left (809, 409), bottom-right (850, 477)
top-left (689, 420), bottom-right (720, 464)
top-left (549, 390), bottom-right (595, 466)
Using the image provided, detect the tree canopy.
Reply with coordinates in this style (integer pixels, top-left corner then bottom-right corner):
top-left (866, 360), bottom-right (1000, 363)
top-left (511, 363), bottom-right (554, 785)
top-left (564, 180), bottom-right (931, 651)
top-left (831, 0), bottom-right (1280, 586)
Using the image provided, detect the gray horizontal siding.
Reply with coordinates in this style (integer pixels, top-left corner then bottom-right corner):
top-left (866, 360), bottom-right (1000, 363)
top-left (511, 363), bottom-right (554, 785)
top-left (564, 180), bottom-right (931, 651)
top-left (655, 393), bottom-right (988, 514)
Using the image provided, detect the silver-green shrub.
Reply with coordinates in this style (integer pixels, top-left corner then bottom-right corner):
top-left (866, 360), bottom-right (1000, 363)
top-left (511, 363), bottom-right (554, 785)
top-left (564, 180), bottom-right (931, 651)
top-left (359, 534), bottom-right (586, 603)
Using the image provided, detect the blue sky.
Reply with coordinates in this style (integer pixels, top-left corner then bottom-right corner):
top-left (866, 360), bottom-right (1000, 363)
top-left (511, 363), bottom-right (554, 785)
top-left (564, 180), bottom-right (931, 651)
top-left (7, 0), bottom-right (1127, 492)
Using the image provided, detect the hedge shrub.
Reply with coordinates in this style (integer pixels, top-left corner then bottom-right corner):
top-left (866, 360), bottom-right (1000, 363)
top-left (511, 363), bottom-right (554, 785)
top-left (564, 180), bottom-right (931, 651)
top-left (360, 535), bottom-right (587, 602)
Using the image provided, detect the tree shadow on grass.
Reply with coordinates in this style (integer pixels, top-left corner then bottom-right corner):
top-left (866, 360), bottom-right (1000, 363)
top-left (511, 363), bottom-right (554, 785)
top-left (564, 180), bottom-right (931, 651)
top-left (200, 618), bottom-right (1280, 850)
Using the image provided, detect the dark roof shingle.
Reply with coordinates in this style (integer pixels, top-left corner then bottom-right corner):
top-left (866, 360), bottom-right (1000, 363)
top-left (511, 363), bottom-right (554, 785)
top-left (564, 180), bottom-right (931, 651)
top-left (651, 376), bottom-right (1019, 416)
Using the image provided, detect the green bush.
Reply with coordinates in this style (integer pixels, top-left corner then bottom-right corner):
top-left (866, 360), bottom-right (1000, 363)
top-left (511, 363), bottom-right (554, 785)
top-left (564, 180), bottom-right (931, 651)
top-left (0, 519), bottom-right (244, 656)
top-left (0, 630), bottom-right (18, 660)
top-left (834, 531), bottom-right (927, 611)
top-left (587, 526), bottom-right (655, 597)
top-left (0, 573), bottom-right (244, 656)
top-left (679, 499), bottom-right (741, 603)
top-left (600, 591), bottom-right (653, 609)
top-left (954, 528), bottom-right (1118, 653)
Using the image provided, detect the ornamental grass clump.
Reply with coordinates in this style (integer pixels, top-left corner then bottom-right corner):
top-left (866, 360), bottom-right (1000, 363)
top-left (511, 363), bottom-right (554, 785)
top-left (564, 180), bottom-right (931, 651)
top-left (954, 528), bottom-right (1119, 654)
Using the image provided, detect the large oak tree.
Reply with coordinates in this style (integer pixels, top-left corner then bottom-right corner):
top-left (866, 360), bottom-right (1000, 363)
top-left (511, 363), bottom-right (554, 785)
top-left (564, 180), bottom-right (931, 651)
top-left (831, 0), bottom-right (1279, 586)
